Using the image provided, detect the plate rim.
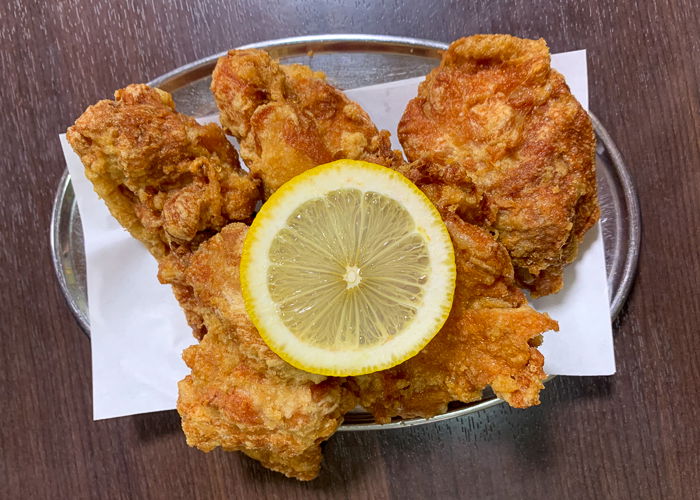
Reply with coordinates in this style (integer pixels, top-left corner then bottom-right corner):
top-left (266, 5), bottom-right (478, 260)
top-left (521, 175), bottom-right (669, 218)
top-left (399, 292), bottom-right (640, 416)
top-left (51, 33), bottom-right (641, 431)
top-left (149, 34), bottom-right (448, 90)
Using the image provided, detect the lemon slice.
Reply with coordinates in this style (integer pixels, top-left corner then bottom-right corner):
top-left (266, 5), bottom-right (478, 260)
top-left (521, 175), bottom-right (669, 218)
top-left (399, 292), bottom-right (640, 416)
top-left (241, 160), bottom-right (456, 376)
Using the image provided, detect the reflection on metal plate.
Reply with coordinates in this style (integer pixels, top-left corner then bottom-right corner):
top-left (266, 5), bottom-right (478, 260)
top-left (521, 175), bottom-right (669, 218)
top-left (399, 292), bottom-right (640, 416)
top-left (50, 34), bottom-right (640, 431)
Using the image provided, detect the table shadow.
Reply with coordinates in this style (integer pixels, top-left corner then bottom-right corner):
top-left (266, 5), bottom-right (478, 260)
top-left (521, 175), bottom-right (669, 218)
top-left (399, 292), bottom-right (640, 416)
top-left (132, 409), bottom-right (182, 442)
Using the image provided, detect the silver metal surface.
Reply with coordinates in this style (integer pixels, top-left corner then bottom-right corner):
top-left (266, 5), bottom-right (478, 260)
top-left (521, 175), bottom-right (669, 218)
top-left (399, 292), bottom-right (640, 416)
top-left (50, 34), bottom-right (640, 431)
top-left (589, 113), bottom-right (641, 319)
top-left (51, 170), bottom-right (89, 332)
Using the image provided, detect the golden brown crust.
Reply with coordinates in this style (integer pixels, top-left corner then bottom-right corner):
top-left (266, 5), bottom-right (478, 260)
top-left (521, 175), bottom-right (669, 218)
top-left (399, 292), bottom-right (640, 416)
top-left (395, 158), bottom-right (495, 226)
top-left (398, 35), bottom-right (599, 296)
top-left (211, 49), bottom-right (403, 197)
top-left (67, 84), bottom-right (261, 259)
top-left (351, 215), bottom-right (557, 422)
top-left (67, 44), bottom-right (574, 478)
top-left (68, 87), bottom-right (354, 479)
top-left (174, 224), bottom-right (357, 480)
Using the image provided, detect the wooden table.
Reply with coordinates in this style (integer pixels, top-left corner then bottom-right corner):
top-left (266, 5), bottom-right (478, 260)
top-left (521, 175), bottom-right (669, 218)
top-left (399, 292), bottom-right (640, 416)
top-left (2, 1), bottom-right (698, 498)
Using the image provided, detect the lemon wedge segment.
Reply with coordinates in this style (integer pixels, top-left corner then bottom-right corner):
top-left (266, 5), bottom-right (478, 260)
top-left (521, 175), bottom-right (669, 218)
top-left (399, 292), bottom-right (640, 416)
top-left (241, 160), bottom-right (455, 376)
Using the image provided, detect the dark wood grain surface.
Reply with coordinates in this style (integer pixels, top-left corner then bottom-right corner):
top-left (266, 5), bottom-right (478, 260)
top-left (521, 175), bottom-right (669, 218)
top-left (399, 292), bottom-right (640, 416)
top-left (2, 0), bottom-right (699, 498)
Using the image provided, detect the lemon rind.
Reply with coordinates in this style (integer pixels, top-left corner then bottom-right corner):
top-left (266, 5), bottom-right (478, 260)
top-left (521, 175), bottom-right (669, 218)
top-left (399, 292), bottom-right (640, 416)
top-left (241, 160), bottom-right (456, 376)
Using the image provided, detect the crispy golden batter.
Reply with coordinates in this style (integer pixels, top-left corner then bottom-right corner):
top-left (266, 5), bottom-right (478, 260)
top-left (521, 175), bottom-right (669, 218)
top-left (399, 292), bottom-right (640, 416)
top-left (175, 224), bottom-right (356, 480)
top-left (398, 35), bottom-right (599, 296)
top-left (211, 49), bottom-right (403, 197)
top-left (68, 88), bottom-right (354, 479)
top-left (351, 214), bottom-right (557, 422)
top-left (210, 49), bottom-right (557, 424)
top-left (351, 156), bottom-right (558, 421)
top-left (67, 46), bottom-right (571, 479)
top-left (67, 84), bottom-right (261, 259)
top-left (395, 158), bottom-right (494, 227)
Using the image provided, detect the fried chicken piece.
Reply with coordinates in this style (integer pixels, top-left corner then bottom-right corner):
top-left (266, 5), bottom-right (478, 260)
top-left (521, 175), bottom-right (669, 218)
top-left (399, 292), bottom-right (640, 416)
top-left (67, 84), bottom-right (261, 259)
top-left (351, 214), bottom-right (558, 422)
top-left (398, 35), bottom-right (599, 296)
top-left (211, 49), bottom-right (403, 197)
top-left (174, 224), bottom-right (356, 480)
top-left (69, 88), bottom-right (353, 479)
top-left (395, 158), bottom-right (494, 226)
top-left (68, 61), bottom-right (562, 478)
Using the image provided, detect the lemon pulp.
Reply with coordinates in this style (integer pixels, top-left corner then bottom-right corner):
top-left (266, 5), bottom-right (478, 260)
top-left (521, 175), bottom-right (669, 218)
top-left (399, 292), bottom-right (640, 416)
top-left (268, 188), bottom-right (430, 348)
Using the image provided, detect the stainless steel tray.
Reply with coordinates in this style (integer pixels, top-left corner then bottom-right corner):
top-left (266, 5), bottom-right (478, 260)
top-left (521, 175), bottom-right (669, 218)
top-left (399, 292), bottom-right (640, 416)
top-left (51, 34), bottom-right (641, 431)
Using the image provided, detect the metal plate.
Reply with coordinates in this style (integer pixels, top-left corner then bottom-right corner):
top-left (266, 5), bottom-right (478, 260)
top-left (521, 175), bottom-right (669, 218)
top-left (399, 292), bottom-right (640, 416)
top-left (51, 34), bottom-right (641, 431)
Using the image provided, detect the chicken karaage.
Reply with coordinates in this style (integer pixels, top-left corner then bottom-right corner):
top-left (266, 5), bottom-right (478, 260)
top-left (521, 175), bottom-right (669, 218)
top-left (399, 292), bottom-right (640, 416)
top-left (67, 84), bottom-right (261, 260)
top-left (211, 48), bottom-right (403, 197)
top-left (398, 35), bottom-right (599, 296)
top-left (351, 214), bottom-right (557, 421)
top-left (66, 36), bottom-right (586, 478)
top-left (68, 86), bottom-right (356, 480)
top-left (176, 224), bottom-right (356, 480)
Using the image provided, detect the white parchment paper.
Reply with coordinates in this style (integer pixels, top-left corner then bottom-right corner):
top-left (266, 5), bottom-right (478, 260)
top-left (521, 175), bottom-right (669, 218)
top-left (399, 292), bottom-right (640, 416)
top-left (59, 49), bottom-right (614, 420)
